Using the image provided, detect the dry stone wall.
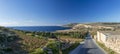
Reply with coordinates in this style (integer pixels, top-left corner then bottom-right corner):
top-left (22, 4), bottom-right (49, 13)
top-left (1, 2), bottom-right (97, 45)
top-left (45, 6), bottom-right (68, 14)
top-left (105, 36), bottom-right (120, 53)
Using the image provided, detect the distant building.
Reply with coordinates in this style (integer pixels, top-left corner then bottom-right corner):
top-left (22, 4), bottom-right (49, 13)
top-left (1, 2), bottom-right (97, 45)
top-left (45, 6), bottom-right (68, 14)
top-left (97, 31), bottom-right (120, 53)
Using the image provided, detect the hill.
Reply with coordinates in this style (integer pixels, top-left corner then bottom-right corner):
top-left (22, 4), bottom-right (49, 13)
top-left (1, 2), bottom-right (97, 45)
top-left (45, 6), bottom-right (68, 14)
top-left (62, 23), bottom-right (79, 27)
top-left (58, 22), bottom-right (120, 33)
top-left (63, 22), bottom-right (120, 27)
top-left (0, 26), bottom-right (47, 54)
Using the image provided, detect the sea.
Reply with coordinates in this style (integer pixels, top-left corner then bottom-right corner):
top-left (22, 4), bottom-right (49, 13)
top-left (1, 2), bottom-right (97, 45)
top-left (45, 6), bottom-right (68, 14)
top-left (8, 26), bottom-right (71, 32)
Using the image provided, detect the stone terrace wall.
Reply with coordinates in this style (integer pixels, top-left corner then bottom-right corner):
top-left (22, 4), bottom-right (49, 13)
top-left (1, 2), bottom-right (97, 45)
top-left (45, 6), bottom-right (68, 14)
top-left (105, 36), bottom-right (120, 53)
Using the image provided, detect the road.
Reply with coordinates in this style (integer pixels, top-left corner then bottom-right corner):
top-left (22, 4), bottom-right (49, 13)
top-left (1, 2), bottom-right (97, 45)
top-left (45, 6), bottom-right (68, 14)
top-left (69, 33), bottom-right (106, 54)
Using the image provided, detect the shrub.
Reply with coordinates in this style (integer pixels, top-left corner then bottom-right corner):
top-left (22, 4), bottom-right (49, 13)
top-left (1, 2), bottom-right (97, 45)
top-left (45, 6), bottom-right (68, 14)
top-left (30, 48), bottom-right (45, 54)
top-left (2, 48), bottom-right (13, 52)
top-left (46, 41), bottom-right (59, 54)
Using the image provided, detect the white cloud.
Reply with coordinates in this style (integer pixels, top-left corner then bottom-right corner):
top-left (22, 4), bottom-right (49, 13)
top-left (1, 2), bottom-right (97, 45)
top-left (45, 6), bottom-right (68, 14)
top-left (0, 20), bottom-right (39, 26)
top-left (0, 19), bottom-right (59, 26)
top-left (0, 21), bottom-right (19, 26)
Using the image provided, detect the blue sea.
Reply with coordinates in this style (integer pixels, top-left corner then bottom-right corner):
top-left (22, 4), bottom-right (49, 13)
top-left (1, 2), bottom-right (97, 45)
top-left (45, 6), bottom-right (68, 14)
top-left (9, 26), bottom-right (70, 32)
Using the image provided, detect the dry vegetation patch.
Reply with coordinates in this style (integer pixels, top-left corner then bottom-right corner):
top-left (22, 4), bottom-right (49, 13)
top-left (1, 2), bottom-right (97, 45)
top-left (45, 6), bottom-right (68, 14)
top-left (60, 36), bottom-right (83, 43)
top-left (14, 31), bottom-right (47, 52)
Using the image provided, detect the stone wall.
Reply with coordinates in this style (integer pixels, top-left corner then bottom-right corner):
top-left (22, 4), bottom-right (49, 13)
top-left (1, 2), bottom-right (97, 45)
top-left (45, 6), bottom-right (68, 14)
top-left (97, 31), bottom-right (107, 43)
top-left (105, 36), bottom-right (120, 53)
top-left (96, 31), bottom-right (120, 53)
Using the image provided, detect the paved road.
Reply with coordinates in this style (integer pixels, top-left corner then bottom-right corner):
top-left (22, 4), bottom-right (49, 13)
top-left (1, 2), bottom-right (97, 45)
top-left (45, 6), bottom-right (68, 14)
top-left (69, 33), bottom-right (106, 54)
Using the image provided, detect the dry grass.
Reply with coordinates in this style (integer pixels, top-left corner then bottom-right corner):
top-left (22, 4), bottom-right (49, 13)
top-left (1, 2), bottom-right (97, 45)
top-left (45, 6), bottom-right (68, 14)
top-left (14, 31), bottom-right (47, 52)
top-left (60, 36), bottom-right (83, 42)
top-left (97, 41), bottom-right (117, 54)
top-left (60, 36), bottom-right (83, 54)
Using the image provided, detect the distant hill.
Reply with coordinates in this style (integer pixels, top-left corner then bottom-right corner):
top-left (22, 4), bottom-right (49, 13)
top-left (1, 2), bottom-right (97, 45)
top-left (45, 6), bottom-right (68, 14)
top-left (60, 22), bottom-right (120, 32)
top-left (63, 22), bottom-right (120, 28)
top-left (85, 22), bottom-right (120, 26)
top-left (63, 23), bottom-right (79, 27)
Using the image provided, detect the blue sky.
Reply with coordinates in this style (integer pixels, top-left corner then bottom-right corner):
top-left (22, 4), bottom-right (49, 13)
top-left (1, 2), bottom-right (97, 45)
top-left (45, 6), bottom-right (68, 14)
top-left (0, 0), bottom-right (120, 26)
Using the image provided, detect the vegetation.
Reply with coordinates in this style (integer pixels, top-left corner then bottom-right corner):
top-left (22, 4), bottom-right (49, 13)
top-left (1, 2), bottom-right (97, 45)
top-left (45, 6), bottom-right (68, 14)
top-left (46, 40), bottom-right (60, 54)
top-left (14, 31), bottom-right (48, 53)
top-left (55, 31), bottom-right (87, 39)
top-left (97, 41), bottom-right (117, 54)
top-left (30, 48), bottom-right (45, 54)
top-left (59, 35), bottom-right (84, 54)
top-left (0, 26), bottom-right (88, 54)
top-left (62, 43), bottom-right (79, 54)
top-left (0, 27), bottom-right (48, 54)
top-left (63, 23), bottom-right (78, 27)
top-left (0, 27), bottom-right (18, 54)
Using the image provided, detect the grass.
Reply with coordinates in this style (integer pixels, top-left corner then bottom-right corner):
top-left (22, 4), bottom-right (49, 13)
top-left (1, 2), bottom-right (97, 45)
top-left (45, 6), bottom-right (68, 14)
top-left (96, 41), bottom-right (117, 54)
top-left (14, 31), bottom-right (48, 53)
top-left (60, 36), bottom-right (84, 42)
top-left (62, 43), bottom-right (79, 54)
top-left (60, 36), bottom-right (84, 54)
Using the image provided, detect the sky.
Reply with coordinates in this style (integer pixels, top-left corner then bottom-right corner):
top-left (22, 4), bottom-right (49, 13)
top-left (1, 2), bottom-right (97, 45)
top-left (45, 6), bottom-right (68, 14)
top-left (0, 0), bottom-right (120, 26)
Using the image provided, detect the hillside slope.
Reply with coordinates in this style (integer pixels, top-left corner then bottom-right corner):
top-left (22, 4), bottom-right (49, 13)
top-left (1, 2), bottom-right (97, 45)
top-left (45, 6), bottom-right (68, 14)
top-left (0, 27), bottom-right (47, 54)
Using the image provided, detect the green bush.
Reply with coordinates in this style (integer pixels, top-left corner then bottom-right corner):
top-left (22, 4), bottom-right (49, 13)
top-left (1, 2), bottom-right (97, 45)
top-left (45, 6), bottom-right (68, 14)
top-left (62, 43), bottom-right (79, 54)
top-left (2, 48), bottom-right (13, 52)
top-left (30, 48), bottom-right (45, 54)
top-left (46, 41), bottom-right (59, 54)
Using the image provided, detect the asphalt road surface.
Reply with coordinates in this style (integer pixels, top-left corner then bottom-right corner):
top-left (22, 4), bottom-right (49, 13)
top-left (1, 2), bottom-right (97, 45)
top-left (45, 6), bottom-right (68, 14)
top-left (69, 33), bottom-right (106, 54)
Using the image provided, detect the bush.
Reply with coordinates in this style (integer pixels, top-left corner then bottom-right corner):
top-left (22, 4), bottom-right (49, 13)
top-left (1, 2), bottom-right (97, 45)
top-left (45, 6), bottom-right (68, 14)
top-left (62, 43), bottom-right (79, 54)
top-left (2, 48), bottom-right (13, 52)
top-left (30, 48), bottom-right (45, 54)
top-left (46, 41), bottom-right (59, 54)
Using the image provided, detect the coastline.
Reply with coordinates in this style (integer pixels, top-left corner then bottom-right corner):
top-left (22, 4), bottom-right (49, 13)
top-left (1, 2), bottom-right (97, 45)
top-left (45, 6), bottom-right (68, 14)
top-left (7, 26), bottom-right (71, 32)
